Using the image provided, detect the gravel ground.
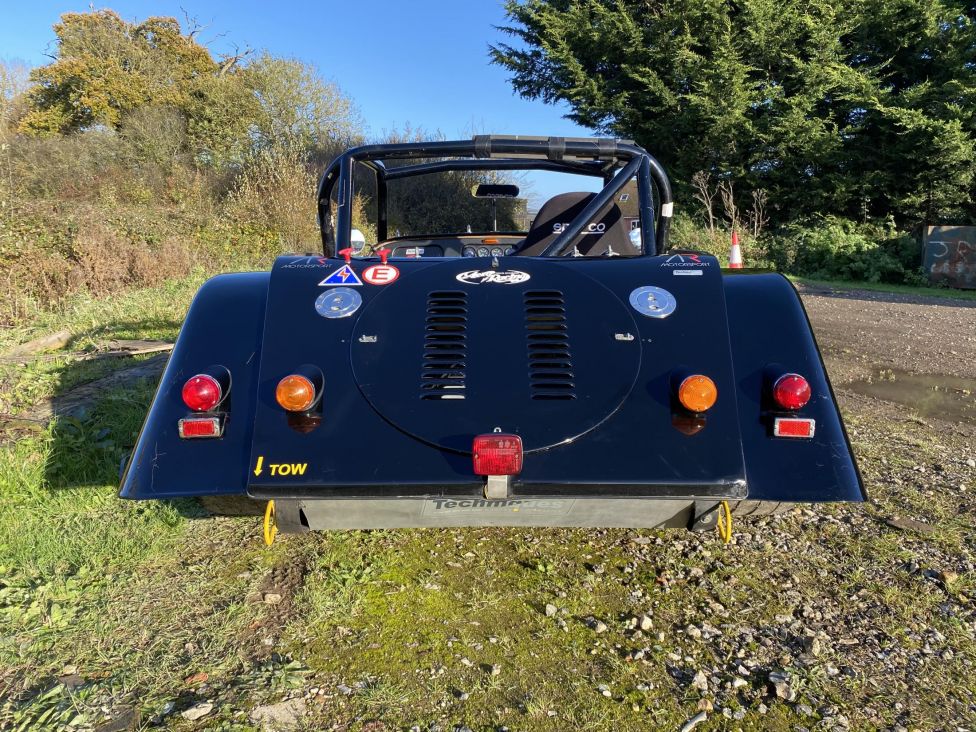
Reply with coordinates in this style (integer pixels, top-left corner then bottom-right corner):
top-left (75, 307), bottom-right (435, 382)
top-left (797, 284), bottom-right (976, 382)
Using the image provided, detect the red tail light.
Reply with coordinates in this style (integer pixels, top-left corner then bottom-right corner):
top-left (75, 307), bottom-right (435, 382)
top-left (772, 373), bottom-right (811, 410)
top-left (472, 434), bottom-right (523, 476)
top-left (182, 374), bottom-right (223, 412)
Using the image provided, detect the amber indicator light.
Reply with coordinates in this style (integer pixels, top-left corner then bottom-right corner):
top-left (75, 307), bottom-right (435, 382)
top-left (276, 374), bottom-right (317, 412)
top-left (678, 375), bottom-right (718, 413)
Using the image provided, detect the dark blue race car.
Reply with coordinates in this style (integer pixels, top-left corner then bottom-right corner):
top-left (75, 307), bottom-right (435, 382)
top-left (119, 136), bottom-right (864, 539)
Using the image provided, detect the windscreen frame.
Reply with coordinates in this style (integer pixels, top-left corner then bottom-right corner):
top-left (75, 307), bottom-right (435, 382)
top-left (316, 136), bottom-right (672, 257)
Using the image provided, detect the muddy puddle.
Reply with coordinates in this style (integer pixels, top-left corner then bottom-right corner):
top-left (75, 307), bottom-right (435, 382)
top-left (843, 368), bottom-right (976, 424)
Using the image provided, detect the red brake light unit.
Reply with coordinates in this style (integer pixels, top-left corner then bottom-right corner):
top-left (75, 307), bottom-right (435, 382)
top-left (772, 373), bottom-right (811, 411)
top-left (472, 434), bottom-right (523, 476)
top-left (182, 374), bottom-right (223, 412)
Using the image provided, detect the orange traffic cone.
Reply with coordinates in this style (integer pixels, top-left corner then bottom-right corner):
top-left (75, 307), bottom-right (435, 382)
top-left (729, 230), bottom-right (743, 269)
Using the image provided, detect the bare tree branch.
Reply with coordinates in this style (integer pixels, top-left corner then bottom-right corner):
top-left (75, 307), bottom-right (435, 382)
top-left (691, 171), bottom-right (717, 234)
top-left (218, 44), bottom-right (253, 76)
top-left (747, 189), bottom-right (769, 238)
top-left (180, 8), bottom-right (208, 40)
top-left (719, 179), bottom-right (739, 234)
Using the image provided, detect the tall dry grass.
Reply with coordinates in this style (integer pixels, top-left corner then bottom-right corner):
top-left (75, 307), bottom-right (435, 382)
top-left (0, 130), bottom-right (344, 325)
top-left (224, 144), bottom-right (320, 251)
top-left (1, 202), bottom-right (201, 324)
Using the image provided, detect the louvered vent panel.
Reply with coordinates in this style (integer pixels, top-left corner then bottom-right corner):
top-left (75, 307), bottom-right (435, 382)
top-left (524, 290), bottom-right (575, 400)
top-left (420, 291), bottom-right (468, 400)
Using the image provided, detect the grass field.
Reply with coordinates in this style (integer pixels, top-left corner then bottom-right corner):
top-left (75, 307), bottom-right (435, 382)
top-left (1, 274), bottom-right (974, 731)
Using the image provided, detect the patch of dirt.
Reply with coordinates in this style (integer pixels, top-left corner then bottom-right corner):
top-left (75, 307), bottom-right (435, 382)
top-left (247, 545), bottom-right (316, 660)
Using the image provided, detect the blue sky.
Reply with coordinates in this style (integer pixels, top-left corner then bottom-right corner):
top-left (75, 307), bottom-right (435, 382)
top-left (2, 1), bottom-right (602, 205)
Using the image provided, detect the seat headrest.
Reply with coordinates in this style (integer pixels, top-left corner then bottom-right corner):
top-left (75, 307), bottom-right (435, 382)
top-left (515, 191), bottom-right (638, 257)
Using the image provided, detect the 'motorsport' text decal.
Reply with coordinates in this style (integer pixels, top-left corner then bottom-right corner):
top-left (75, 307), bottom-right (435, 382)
top-left (456, 269), bottom-right (531, 285)
top-left (660, 253), bottom-right (710, 268)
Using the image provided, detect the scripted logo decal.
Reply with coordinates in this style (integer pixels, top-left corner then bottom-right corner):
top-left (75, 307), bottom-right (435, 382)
top-left (426, 498), bottom-right (569, 513)
top-left (455, 269), bottom-right (531, 285)
top-left (661, 253), bottom-right (710, 268)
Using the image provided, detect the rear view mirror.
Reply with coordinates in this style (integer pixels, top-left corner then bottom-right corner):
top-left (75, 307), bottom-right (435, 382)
top-left (472, 183), bottom-right (519, 199)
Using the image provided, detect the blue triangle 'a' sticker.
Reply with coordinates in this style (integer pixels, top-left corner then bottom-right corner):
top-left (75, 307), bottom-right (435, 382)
top-left (318, 264), bottom-right (362, 286)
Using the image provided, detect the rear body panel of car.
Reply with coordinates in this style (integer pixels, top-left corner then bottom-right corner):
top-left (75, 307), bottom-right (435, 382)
top-left (119, 253), bottom-right (864, 528)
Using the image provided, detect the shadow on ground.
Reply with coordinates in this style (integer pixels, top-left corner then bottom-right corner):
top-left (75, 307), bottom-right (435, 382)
top-left (32, 320), bottom-right (210, 523)
top-left (46, 357), bottom-right (218, 517)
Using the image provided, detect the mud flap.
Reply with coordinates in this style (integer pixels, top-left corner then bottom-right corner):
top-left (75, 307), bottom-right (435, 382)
top-left (688, 501), bottom-right (721, 533)
top-left (274, 499), bottom-right (310, 535)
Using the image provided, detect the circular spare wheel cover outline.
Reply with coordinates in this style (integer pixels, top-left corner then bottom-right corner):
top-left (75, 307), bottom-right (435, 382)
top-left (349, 258), bottom-right (642, 454)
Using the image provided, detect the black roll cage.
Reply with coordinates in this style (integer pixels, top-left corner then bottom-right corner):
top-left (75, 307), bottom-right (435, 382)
top-left (316, 135), bottom-right (673, 257)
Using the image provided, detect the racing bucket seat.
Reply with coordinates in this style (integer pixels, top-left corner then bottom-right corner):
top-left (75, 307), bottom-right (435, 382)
top-left (515, 192), bottom-right (638, 257)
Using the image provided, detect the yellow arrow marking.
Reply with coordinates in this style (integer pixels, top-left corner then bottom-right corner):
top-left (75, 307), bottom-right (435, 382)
top-left (254, 456), bottom-right (264, 476)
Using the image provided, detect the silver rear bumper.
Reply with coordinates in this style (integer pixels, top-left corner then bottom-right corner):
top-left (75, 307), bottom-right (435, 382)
top-left (274, 496), bottom-right (706, 531)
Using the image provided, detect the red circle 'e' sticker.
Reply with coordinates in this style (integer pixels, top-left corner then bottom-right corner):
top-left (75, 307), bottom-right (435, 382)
top-left (362, 264), bottom-right (400, 285)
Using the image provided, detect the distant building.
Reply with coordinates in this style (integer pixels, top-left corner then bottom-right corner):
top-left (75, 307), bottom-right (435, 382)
top-left (617, 180), bottom-right (641, 234)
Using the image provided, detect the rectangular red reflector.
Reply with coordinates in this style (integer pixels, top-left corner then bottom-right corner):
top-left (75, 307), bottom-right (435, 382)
top-left (472, 433), bottom-right (523, 476)
top-left (773, 417), bottom-right (815, 439)
top-left (178, 417), bottom-right (222, 439)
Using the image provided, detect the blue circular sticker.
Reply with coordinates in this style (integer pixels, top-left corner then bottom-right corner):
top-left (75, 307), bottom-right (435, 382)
top-left (315, 287), bottom-right (362, 319)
